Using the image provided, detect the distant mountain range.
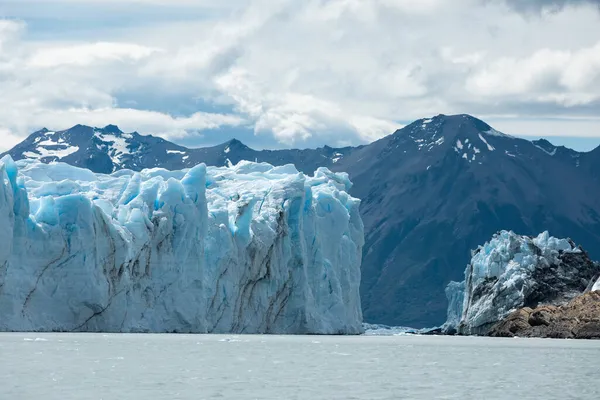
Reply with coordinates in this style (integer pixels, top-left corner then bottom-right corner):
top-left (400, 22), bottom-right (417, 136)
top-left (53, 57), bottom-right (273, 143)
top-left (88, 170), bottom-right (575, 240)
top-left (4, 114), bottom-right (600, 327)
top-left (3, 123), bottom-right (355, 175)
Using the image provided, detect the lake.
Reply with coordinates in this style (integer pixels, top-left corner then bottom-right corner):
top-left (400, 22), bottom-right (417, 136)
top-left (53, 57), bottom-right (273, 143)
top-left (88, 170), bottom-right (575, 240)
top-left (1, 333), bottom-right (599, 399)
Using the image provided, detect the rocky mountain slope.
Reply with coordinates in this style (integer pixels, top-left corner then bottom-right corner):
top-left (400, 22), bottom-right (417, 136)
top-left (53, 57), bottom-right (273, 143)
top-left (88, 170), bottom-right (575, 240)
top-left (5, 114), bottom-right (600, 327)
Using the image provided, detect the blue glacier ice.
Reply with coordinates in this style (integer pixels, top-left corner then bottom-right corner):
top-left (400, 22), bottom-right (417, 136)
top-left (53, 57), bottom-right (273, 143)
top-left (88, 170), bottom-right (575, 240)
top-left (0, 156), bottom-right (364, 334)
top-left (443, 230), bottom-right (599, 335)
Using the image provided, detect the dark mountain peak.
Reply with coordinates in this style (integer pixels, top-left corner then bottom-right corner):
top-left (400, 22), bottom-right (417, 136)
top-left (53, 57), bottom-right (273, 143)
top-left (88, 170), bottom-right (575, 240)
top-left (222, 138), bottom-right (250, 151)
top-left (101, 124), bottom-right (123, 134)
top-left (65, 124), bottom-right (95, 136)
top-left (34, 128), bottom-right (50, 135)
top-left (532, 138), bottom-right (557, 154)
top-left (402, 114), bottom-right (494, 139)
top-left (531, 138), bottom-right (581, 159)
top-left (390, 114), bottom-right (497, 153)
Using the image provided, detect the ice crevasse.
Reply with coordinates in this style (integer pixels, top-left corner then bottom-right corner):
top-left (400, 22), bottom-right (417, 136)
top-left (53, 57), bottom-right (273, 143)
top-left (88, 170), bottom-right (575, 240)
top-left (0, 156), bottom-right (364, 334)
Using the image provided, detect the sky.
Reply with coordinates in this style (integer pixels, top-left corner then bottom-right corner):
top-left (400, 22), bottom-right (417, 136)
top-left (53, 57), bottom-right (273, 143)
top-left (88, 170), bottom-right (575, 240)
top-left (1, 0), bottom-right (600, 152)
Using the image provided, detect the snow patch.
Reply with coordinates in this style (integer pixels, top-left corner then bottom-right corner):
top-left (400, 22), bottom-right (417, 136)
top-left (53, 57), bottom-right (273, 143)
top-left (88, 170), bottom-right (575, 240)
top-left (485, 128), bottom-right (512, 138)
top-left (94, 131), bottom-right (131, 166)
top-left (23, 145), bottom-right (79, 160)
top-left (167, 150), bottom-right (186, 155)
top-left (478, 133), bottom-right (495, 151)
top-left (456, 139), bottom-right (464, 150)
top-left (534, 145), bottom-right (557, 156)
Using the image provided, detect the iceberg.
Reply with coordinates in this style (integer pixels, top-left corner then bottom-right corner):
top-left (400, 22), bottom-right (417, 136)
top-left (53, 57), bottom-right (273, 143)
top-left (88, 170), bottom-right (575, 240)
top-left (0, 156), bottom-right (364, 334)
top-left (443, 230), bottom-right (600, 335)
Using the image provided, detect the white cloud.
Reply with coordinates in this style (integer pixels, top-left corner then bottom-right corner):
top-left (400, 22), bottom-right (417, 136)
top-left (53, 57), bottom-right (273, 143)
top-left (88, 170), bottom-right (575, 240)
top-left (1, 0), bottom-right (600, 152)
top-left (467, 43), bottom-right (600, 101)
top-left (28, 42), bottom-right (160, 68)
top-left (488, 116), bottom-right (600, 138)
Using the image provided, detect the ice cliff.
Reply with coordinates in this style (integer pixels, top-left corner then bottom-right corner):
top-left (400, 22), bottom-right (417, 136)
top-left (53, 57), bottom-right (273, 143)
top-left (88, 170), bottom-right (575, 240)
top-left (0, 156), bottom-right (364, 334)
top-left (443, 231), bottom-right (600, 335)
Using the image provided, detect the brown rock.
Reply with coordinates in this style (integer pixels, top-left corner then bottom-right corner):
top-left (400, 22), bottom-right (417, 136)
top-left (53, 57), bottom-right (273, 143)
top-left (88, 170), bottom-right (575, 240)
top-left (489, 308), bottom-right (532, 337)
top-left (488, 291), bottom-right (600, 339)
top-left (528, 307), bottom-right (556, 327)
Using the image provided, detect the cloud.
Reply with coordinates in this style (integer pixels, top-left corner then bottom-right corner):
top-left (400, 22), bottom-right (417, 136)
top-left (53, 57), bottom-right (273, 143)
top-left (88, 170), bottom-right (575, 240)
top-left (496, 0), bottom-right (600, 14)
top-left (1, 0), bottom-right (600, 152)
top-left (466, 43), bottom-right (600, 101)
top-left (0, 20), bottom-right (245, 151)
top-left (28, 42), bottom-right (160, 68)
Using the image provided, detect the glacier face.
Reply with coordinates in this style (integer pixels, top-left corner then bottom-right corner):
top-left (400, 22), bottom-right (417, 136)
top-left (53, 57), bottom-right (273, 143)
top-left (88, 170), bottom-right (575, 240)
top-left (444, 231), bottom-right (600, 335)
top-left (0, 156), bottom-right (364, 334)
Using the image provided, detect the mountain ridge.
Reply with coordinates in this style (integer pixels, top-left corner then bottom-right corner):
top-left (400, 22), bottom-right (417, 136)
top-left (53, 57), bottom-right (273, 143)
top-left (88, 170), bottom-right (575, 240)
top-left (5, 114), bottom-right (599, 174)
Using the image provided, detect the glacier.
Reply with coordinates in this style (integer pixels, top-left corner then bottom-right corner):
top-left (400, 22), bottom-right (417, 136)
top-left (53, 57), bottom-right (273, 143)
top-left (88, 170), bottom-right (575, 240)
top-left (0, 156), bottom-right (364, 334)
top-left (443, 231), bottom-right (600, 335)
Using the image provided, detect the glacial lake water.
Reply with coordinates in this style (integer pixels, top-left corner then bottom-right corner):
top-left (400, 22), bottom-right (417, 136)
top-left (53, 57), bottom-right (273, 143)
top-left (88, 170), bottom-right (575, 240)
top-left (1, 333), bottom-right (599, 399)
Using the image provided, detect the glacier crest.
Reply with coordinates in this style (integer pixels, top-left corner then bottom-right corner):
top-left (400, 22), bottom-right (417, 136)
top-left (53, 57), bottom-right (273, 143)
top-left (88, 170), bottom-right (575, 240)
top-left (0, 157), bottom-right (364, 334)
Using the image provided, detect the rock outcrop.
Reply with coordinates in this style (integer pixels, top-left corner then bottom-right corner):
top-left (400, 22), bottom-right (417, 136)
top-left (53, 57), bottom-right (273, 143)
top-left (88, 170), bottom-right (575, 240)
top-left (489, 291), bottom-right (600, 339)
top-left (443, 231), bottom-right (600, 336)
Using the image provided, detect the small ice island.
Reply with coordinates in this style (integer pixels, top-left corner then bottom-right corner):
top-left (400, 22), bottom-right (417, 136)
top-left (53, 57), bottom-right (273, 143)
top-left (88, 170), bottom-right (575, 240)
top-left (0, 156), bottom-right (364, 334)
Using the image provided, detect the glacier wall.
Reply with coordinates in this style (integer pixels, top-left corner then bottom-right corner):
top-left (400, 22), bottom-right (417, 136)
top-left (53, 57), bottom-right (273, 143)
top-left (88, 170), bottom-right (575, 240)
top-left (0, 156), bottom-right (364, 334)
top-left (443, 231), bottom-right (600, 335)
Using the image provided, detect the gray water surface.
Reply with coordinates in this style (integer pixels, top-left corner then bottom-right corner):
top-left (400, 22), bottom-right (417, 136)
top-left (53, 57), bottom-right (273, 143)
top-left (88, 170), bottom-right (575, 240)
top-left (1, 333), bottom-right (599, 399)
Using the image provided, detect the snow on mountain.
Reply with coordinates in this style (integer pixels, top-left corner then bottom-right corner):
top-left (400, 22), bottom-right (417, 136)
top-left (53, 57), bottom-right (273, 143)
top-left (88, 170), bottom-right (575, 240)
top-left (0, 156), bottom-right (364, 334)
top-left (443, 231), bottom-right (600, 335)
top-left (2, 126), bottom-right (356, 175)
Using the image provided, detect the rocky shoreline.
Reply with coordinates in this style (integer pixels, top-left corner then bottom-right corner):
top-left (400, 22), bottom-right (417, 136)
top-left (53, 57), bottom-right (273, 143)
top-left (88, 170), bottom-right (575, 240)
top-left (488, 291), bottom-right (600, 339)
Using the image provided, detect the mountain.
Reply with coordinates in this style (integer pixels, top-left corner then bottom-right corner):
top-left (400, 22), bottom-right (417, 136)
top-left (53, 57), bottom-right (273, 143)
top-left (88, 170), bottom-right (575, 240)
top-left (2, 124), bottom-right (355, 174)
top-left (4, 114), bottom-right (600, 327)
top-left (332, 114), bottom-right (600, 327)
